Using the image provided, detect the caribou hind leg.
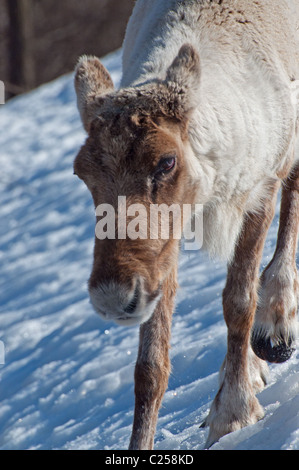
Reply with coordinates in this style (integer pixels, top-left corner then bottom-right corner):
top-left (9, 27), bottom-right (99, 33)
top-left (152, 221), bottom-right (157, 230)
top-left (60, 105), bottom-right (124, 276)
top-left (252, 162), bottom-right (299, 363)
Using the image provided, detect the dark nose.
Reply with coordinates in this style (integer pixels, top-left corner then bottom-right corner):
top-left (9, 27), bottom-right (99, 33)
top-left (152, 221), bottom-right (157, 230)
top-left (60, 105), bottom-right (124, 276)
top-left (124, 281), bottom-right (140, 314)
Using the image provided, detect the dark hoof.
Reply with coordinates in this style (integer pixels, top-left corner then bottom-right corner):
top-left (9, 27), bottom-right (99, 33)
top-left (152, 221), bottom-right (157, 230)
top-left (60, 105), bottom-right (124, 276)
top-left (251, 333), bottom-right (295, 364)
top-left (199, 419), bottom-right (207, 429)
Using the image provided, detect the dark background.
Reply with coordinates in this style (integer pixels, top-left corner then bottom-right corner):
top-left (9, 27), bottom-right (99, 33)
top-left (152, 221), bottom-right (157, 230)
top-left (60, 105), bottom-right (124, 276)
top-left (1, 0), bottom-right (135, 100)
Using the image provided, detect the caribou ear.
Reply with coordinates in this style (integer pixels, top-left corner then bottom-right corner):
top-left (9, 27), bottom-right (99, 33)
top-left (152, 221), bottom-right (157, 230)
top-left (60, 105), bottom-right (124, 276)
top-left (164, 44), bottom-right (201, 119)
top-left (74, 56), bottom-right (114, 132)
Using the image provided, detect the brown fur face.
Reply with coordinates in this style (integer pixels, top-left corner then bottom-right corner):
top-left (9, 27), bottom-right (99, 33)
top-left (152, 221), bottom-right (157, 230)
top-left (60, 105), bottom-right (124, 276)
top-left (74, 46), bottom-right (200, 325)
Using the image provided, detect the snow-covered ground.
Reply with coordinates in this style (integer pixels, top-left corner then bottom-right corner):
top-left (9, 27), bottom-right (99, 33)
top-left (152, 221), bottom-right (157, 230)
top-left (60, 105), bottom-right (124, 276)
top-left (0, 49), bottom-right (298, 451)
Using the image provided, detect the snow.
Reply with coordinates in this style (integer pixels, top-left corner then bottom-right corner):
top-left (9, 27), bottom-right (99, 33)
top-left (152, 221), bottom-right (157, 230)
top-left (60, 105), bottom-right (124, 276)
top-left (0, 48), bottom-right (298, 451)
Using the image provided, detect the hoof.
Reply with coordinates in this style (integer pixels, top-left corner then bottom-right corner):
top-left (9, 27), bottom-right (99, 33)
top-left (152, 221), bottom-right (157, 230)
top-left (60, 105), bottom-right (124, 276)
top-left (199, 418), bottom-right (208, 429)
top-left (251, 333), bottom-right (295, 364)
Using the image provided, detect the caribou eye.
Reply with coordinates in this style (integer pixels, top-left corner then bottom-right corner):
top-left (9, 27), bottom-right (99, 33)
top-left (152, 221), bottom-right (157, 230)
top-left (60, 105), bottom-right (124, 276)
top-left (154, 156), bottom-right (176, 178)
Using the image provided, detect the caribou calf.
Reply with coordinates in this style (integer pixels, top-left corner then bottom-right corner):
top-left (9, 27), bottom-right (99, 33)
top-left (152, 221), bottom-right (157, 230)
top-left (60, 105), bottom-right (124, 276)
top-left (74, 0), bottom-right (299, 449)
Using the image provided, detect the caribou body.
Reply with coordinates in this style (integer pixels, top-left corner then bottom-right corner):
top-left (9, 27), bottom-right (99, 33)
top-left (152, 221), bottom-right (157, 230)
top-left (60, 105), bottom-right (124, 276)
top-left (74, 0), bottom-right (299, 449)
